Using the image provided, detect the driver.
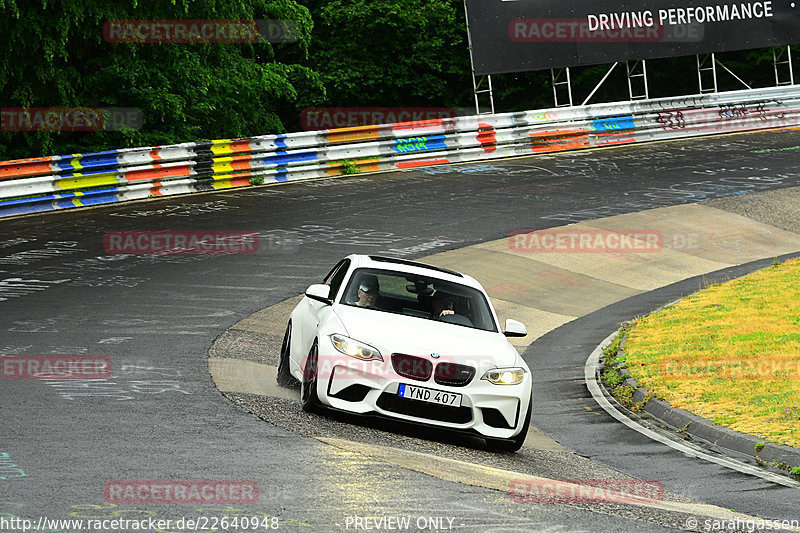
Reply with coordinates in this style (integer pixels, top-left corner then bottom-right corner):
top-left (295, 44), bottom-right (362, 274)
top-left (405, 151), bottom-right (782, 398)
top-left (355, 275), bottom-right (380, 308)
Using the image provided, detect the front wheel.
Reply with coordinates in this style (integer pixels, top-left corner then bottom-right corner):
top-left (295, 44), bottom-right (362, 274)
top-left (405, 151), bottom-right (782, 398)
top-left (300, 340), bottom-right (321, 413)
top-left (485, 393), bottom-right (532, 452)
top-left (276, 322), bottom-right (296, 388)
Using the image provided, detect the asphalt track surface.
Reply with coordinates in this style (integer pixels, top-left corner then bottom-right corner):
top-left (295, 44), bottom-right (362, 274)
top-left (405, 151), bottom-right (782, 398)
top-left (1, 129), bottom-right (800, 532)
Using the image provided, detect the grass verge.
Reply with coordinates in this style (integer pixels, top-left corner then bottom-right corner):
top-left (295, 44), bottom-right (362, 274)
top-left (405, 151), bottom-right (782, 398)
top-left (621, 257), bottom-right (800, 449)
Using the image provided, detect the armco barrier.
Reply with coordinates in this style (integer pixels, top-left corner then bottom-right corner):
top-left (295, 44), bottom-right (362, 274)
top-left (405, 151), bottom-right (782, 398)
top-left (1, 86), bottom-right (799, 218)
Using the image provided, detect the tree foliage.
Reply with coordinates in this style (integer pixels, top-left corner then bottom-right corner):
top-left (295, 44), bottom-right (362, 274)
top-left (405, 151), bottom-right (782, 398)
top-left (301, 0), bottom-right (471, 111)
top-left (0, 0), bottom-right (325, 159)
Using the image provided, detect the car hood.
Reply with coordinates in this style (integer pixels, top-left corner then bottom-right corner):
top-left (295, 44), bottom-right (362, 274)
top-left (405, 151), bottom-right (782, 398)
top-left (332, 305), bottom-right (520, 368)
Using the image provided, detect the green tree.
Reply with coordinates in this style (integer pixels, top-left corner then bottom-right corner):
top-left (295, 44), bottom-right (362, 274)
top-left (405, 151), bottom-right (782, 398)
top-left (301, 0), bottom-right (471, 115)
top-left (0, 0), bottom-right (325, 159)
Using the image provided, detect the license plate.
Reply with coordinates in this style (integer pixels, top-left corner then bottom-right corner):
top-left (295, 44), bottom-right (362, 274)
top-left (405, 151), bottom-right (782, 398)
top-left (397, 384), bottom-right (462, 407)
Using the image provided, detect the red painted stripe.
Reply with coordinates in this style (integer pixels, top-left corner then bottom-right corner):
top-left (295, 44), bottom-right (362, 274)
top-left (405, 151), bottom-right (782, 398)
top-left (477, 123), bottom-right (497, 152)
top-left (396, 158), bottom-right (451, 169)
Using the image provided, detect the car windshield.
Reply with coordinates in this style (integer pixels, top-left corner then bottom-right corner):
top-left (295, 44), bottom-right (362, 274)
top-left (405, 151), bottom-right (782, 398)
top-left (340, 268), bottom-right (497, 332)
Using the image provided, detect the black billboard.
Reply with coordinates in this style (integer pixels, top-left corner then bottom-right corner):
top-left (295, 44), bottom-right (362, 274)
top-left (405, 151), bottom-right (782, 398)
top-left (465, 0), bottom-right (800, 74)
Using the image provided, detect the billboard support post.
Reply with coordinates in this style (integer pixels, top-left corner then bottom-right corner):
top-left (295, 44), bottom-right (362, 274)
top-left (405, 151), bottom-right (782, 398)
top-left (626, 60), bottom-right (649, 100)
top-left (551, 68), bottom-right (573, 107)
top-left (697, 53), bottom-right (719, 93)
top-left (463, 0), bottom-right (495, 115)
top-left (471, 74), bottom-right (495, 115)
top-left (581, 62), bottom-right (620, 106)
top-left (698, 53), bottom-right (753, 93)
top-left (774, 46), bottom-right (795, 86)
top-left (717, 60), bottom-right (752, 90)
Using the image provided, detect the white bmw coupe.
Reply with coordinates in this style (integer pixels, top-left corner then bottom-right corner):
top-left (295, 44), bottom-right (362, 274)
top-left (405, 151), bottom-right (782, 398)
top-left (277, 254), bottom-right (533, 451)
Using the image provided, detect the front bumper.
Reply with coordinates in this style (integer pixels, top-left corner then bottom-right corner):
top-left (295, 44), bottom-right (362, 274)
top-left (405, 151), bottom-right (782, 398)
top-left (315, 354), bottom-right (532, 439)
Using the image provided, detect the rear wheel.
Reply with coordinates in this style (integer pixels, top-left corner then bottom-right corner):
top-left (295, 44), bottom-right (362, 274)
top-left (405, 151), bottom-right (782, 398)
top-left (485, 393), bottom-right (532, 452)
top-left (276, 322), bottom-right (295, 387)
top-left (300, 340), bottom-right (321, 413)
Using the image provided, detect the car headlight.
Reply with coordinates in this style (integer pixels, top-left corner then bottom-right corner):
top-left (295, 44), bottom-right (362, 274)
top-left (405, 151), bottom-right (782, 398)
top-left (481, 367), bottom-right (526, 385)
top-left (329, 334), bottom-right (383, 361)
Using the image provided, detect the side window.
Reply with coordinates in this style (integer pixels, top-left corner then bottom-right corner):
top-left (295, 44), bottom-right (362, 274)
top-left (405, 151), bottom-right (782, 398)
top-left (325, 259), bottom-right (351, 300)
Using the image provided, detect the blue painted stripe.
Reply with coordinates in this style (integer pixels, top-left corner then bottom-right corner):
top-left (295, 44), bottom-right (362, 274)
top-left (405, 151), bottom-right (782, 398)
top-left (393, 136), bottom-right (448, 154)
top-left (591, 116), bottom-right (635, 131)
top-left (74, 152), bottom-right (121, 169)
top-left (0, 193), bottom-right (66, 206)
top-left (262, 151), bottom-right (318, 166)
top-left (0, 187), bottom-right (120, 208)
top-left (274, 168), bottom-right (289, 182)
top-left (75, 191), bottom-right (120, 206)
top-left (55, 159), bottom-right (82, 172)
top-left (0, 202), bottom-right (58, 216)
top-left (274, 134), bottom-right (288, 150)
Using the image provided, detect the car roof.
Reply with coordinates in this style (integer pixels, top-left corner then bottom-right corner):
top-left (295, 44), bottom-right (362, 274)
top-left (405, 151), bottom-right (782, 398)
top-left (345, 254), bottom-right (483, 288)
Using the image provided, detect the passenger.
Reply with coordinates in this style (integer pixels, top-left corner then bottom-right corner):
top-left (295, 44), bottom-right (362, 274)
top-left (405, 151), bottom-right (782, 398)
top-left (431, 291), bottom-right (455, 319)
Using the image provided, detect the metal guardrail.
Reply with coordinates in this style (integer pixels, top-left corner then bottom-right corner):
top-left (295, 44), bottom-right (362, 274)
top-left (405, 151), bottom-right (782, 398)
top-left (1, 86), bottom-right (799, 218)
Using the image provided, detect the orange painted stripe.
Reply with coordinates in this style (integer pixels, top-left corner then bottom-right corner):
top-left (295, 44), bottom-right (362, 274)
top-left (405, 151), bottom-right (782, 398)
top-left (0, 161), bottom-right (54, 179)
top-left (531, 140), bottom-right (591, 153)
top-left (227, 177), bottom-right (252, 187)
top-left (124, 164), bottom-right (192, 182)
top-left (231, 159), bottom-right (254, 171)
top-left (358, 162), bottom-right (383, 172)
top-left (150, 181), bottom-right (163, 196)
top-left (149, 149), bottom-right (162, 162)
top-left (227, 141), bottom-right (252, 153)
top-left (327, 129), bottom-right (380, 144)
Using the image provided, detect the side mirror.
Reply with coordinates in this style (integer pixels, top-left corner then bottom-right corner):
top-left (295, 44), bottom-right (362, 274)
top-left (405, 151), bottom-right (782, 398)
top-left (305, 284), bottom-right (332, 305)
top-left (503, 318), bottom-right (527, 338)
